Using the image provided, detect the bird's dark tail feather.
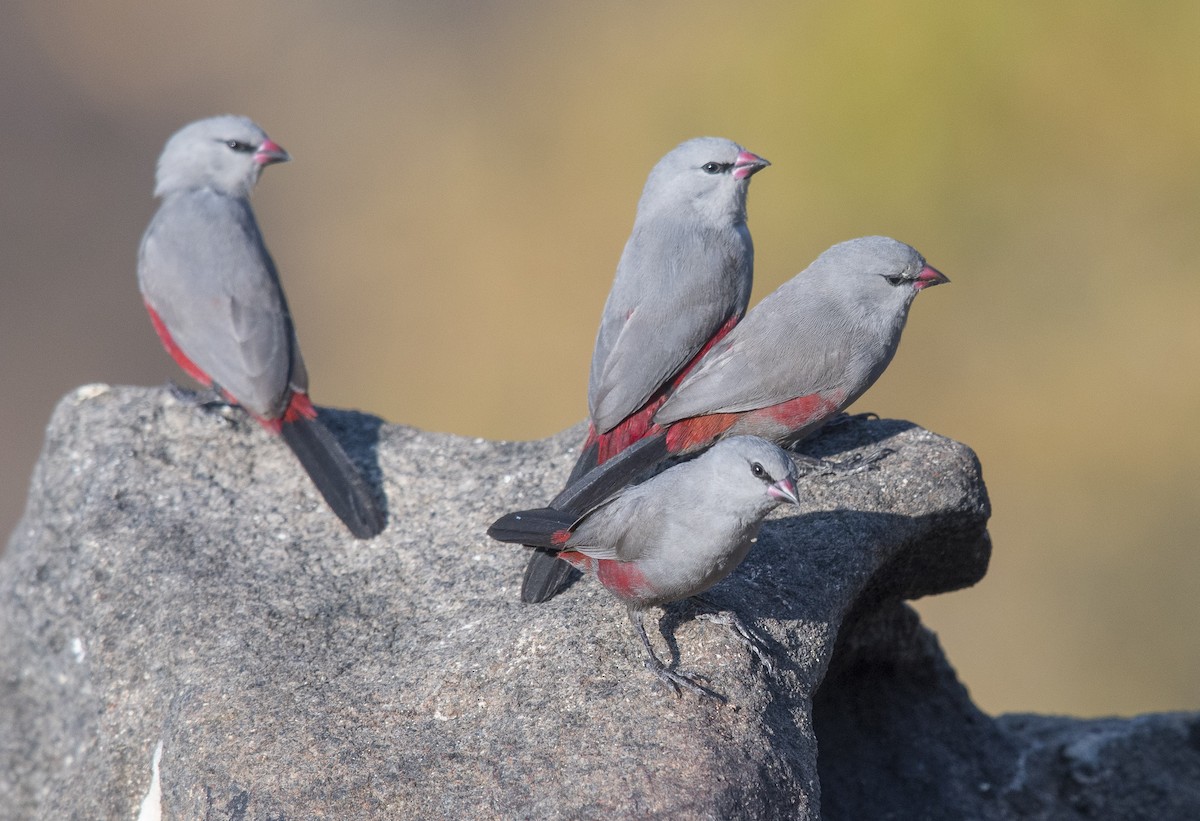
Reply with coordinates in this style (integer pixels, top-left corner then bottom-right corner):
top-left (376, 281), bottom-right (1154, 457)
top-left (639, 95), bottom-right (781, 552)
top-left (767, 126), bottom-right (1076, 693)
top-left (519, 432), bottom-right (672, 604)
top-left (565, 439), bottom-right (601, 487)
top-left (487, 507), bottom-right (576, 546)
top-left (281, 417), bottom-right (386, 539)
top-left (489, 506), bottom-right (580, 604)
top-left (551, 432), bottom-right (670, 513)
top-left (520, 549), bottom-right (580, 604)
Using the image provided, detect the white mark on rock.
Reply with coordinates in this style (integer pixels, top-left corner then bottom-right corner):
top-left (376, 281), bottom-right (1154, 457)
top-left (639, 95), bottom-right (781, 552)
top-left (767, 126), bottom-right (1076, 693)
top-left (136, 739), bottom-right (163, 821)
top-left (70, 637), bottom-right (85, 663)
top-left (74, 383), bottom-right (112, 401)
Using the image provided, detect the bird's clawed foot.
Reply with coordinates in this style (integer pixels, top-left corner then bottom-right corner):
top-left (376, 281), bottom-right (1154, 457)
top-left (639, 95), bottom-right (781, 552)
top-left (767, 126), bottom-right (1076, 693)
top-left (167, 381), bottom-right (237, 417)
top-left (823, 410), bottom-right (880, 428)
top-left (643, 654), bottom-right (724, 701)
top-left (630, 606), bottom-right (725, 701)
top-left (694, 609), bottom-right (776, 677)
top-left (790, 447), bottom-right (893, 479)
top-left (167, 380), bottom-right (203, 403)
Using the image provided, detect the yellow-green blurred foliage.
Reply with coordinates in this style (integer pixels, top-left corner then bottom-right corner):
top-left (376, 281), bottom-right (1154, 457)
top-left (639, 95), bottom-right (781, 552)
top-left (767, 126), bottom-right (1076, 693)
top-left (2, 1), bottom-right (1198, 717)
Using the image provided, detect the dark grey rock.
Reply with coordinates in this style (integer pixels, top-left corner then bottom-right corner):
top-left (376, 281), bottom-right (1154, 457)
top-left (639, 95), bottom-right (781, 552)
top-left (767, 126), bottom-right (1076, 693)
top-left (815, 601), bottom-right (1200, 821)
top-left (0, 385), bottom-right (1194, 820)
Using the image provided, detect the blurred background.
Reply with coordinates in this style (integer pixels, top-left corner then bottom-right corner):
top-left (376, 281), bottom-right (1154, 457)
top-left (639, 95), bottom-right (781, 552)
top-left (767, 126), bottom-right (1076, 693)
top-left (2, 1), bottom-right (1198, 717)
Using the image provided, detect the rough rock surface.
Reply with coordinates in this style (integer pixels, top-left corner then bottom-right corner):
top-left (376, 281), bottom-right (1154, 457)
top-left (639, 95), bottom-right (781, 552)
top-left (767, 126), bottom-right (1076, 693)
top-left (0, 385), bottom-right (1196, 819)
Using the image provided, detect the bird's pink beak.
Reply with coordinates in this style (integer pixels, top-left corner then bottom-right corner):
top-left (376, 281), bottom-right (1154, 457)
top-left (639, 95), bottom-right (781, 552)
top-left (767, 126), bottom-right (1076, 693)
top-left (733, 150), bottom-right (770, 180)
top-left (768, 476), bottom-right (801, 506)
top-left (254, 139), bottom-right (291, 166)
top-left (913, 265), bottom-right (949, 291)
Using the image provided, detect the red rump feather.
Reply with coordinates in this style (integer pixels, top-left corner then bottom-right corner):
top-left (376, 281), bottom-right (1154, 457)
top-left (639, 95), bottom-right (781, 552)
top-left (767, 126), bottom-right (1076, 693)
top-left (145, 299), bottom-right (316, 434)
top-left (558, 552), bottom-right (653, 601)
top-left (588, 313), bottom-right (741, 465)
top-left (665, 412), bottom-right (738, 452)
top-left (763, 392), bottom-right (840, 427)
top-left (145, 302), bottom-right (213, 388)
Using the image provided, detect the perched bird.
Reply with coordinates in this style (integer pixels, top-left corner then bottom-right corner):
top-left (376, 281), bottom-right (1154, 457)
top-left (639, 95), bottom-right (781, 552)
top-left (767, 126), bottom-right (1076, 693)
top-left (138, 115), bottom-right (385, 539)
top-left (524, 236), bottom-right (948, 602)
top-left (654, 235), bottom-right (948, 448)
top-left (574, 136), bottom-right (770, 481)
top-left (522, 137), bottom-right (769, 601)
top-left (490, 436), bottom-right (800, 697)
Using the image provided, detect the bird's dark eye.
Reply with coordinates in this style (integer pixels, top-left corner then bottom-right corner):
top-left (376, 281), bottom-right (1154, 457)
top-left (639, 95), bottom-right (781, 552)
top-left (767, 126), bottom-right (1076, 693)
top-left (751, 462), bottom-right (766, 478)
top-left (225, 140), bottom-right (254, 153)
top-left (701, 161), bottom-right (730, 174)
top-left (883, 274), bottom-right (908, 286)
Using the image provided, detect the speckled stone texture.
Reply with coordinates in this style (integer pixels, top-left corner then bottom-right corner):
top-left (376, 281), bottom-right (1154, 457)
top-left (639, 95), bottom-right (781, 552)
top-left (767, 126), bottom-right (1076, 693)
top-left (1, 385), bottom-right (1195, 820)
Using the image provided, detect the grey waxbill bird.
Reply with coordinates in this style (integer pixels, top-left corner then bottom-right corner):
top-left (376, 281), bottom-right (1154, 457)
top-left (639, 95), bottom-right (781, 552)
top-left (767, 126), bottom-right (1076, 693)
top-left (521, 137), bottom-right (769, 602)
top-left (573, 136), bottom-right (770, 482)
top-left (490, 435), bottom-right (800, 698)
top-left (524, 235), bottom-right (948, 602)
top-left (138, 115), bottom-right (385, 539)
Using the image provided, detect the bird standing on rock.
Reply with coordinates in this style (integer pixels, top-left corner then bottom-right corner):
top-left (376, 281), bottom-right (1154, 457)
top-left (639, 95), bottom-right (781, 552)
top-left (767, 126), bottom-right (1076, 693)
top-left (573, 136), bottom-right (770, 482)
top-left (138, 115), bottom-right (385, 539)
top-left (522, 137), bottom-right (770, 601)
top-left (653, 235), bottom-right (949, 450)
top-left (523, 235), bottom-right (948, 603)
top-left (491, 435), bottom-right (800, 698)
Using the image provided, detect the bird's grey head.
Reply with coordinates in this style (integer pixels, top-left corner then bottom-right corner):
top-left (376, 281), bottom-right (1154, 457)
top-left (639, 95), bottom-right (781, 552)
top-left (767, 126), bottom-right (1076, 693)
top-left (637, 137), bottom-right (769, 223)
top-left (808, 236), bottom-right (949, 317)
top-left (704, 435), bottom-right (801, 510)
top-left (153, 115), bottom-right (290, 198)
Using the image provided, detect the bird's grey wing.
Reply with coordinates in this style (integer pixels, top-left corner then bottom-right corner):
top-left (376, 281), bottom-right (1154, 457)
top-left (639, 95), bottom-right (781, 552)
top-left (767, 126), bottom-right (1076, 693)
top-left (655, 286), bottom-right (851, 422)
top-left (587, 220), bottom-right (752, 432)
top-left (565, 485), bottom-right (663, 562)
top-left (138, 193), bottom-right (295, 418)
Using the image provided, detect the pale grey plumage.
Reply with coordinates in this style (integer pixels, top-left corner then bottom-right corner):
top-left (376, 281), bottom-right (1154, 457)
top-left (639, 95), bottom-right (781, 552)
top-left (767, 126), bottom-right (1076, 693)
top-left (489, 435), bottom-right (799, 697)
top-left (137, 116), bottom-right (385, 539)
top-left (655, 236), bottom-right (937, 428)
top-left (524, 137), bottom-right (767, 602)
top-left (522, 235), bottom-right (945, 605)
top-left (587, 137), bottom-right (763, 432)
top-left (138, 116), bottom-right (303, 420)
top-left (153, 115), bottom-right (276, 198)
top-left (563, 435), bottom-right (800, 607)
